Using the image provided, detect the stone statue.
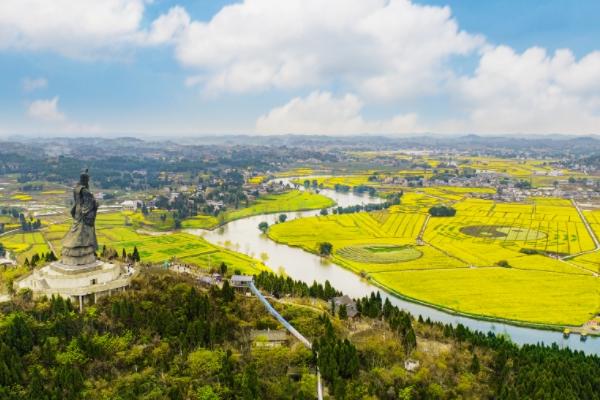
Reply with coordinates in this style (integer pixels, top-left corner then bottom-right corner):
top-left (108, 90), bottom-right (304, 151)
top-left (61, 169), bottom-right (99, 266)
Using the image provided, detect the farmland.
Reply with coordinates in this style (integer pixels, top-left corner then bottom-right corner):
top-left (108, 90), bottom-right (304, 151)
top-left (1, 212), bottom-right (269, 286)
top-left (183, 189), bottom-right (334, 229)
top-left (269, 194), bottom-right (600, 326)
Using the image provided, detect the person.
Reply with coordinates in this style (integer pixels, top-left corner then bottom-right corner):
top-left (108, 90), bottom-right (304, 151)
top-left (61, 169), bottom-right (99, 266)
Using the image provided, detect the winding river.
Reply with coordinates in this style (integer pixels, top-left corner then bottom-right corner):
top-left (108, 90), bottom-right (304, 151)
top-left (188, 181), bottom-right (600, 355)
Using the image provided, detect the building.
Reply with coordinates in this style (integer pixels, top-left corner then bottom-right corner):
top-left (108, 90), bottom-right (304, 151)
top-left (230, 274), bottom-right (254, 288)
top-left (332, 295), bottom-right (358, 318)
top-left (121, 200), bottom-right (140, 212)
top-left (251, 329), bottom-right (288, 347)
top-left (199, 276), bottom-right (216, 287)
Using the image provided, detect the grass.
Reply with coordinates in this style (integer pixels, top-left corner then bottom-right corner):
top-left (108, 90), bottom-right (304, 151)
top-left (268, 197), bottom-right (600, 326)
top-left (106, 230), bottom-right (268, 275)
top-left (183, 190), bottom-right (334, 229)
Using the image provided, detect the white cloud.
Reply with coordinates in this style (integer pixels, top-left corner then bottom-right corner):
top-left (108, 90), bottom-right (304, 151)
top-left (176, 0), bottom-right (482, 98)
top-left (27, 96), bottom-right (101, 133)
top-left (449, 46), bottom-right (600, 134)
top-left (256, 91), bottom-right (421, 135)
top-left (28, 97), bottom-right (66, 122)
top-left (145, 6), bottom-right (190, 45)
top-left (0, 1), bottom-right (188, 58)
top-left (22, 77), bottom-right (47, 92)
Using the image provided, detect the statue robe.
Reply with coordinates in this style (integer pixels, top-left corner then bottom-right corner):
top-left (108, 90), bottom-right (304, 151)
top-left (61, 184), bottom-right (99, 265)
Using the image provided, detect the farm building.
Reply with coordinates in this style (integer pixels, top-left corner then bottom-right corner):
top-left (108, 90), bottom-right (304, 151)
top-left (332, 295), bottom-right (358, 318)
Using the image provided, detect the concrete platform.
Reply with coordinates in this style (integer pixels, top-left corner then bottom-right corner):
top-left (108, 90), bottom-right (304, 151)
top-left (14, 261), bottom-right (137, 311)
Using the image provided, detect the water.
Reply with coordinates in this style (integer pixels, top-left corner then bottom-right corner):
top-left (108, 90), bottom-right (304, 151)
top-left (187, 181), bottom-right (600, 355)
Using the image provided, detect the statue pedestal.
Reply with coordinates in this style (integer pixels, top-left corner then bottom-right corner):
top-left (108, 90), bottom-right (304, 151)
top-left (14, 260), bottom-right (137, 311)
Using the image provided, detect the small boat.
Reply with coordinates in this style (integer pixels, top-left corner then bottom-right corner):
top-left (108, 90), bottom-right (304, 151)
top-left (563, 328), bottom-right (571, 338)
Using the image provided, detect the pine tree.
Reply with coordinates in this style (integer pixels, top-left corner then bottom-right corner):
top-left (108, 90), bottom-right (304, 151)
top-left (132, 246), bottom-right (140, 262)
top-left (470, 353), bottom-right (480, 374)
top-left (338, 304), bottom-right (348, 320)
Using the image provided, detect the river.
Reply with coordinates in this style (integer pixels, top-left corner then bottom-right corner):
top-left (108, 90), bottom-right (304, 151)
top-left (187, 181), bottom-right (600, 355)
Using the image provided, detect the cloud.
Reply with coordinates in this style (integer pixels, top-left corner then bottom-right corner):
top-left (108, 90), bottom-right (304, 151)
top-left (145, 6), bottom-right (190, 45)
top-left (0, 1), bottom-right (188, 58)
top-left (27, 96), bottom-right (101, 133)
top-left (449, 46), bottom-right (600, 134)
top-left (27, 97), bottom-right (66, 122)
top-left (22, 77), bottom-right (47, 92)
top-left (256, 91), bottom-right (421, 134)
top-left (175, 0), bottom-right (482, 98)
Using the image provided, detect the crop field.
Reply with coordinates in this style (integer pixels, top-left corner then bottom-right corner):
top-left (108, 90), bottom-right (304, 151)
top-left (269, 197), bottom-right (600, 326)
top-left (424, 198), bottom-right (597, 268)
top-left (2, 213), bottom-right (269, 275)
top-left (1, 231), bottom-right (50, 263)
top-left (184, 190), bottom-right (334, 229)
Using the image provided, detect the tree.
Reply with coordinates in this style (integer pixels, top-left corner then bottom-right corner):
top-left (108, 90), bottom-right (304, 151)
top-left (132, 246), bottom-right (140, 263)
top-left (404, 329), bottom-right (417, 354)
top-left (470, 353), bottom-right (480, 374)
top-left (258, 221), bottom-right (269, 233)
top-left (219, 262), bottom-right (228, 275)
top-left (428, 205), bottom-right (456, 217)
top-left (0, 242), bottom-right (5, 257)
top-left (320, 208), bottom-right (328, 216)
top-left (278, 214), bottom-right (287, 223)
top-left (318, 242), bottom-right (333, 256)
top-left (122, 248), bottom-right (127, 260)
top-left (338, 304), bottom-right (348, 320)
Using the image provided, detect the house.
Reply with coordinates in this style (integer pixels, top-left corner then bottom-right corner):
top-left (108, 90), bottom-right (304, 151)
top-left (230, 274), bottom-right (253, 288)
top-left (332, 295), bottom-right (358, 318)
top-left (199, 276), bottom-right (216, 286)
top-left (121, 200), bottom-right (139, 212)
top-left (251, 329), bottom-right (288, 347)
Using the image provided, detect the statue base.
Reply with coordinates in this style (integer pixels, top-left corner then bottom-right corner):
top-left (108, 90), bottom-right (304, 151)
top-left (14, 260), bottom-right (137, 311)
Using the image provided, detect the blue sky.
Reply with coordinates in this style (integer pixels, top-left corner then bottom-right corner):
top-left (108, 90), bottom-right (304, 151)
top-left (1, 0), bottom-right (599, 136)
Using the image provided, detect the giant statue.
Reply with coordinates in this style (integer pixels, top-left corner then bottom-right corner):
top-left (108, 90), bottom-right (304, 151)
top-left (61, 169), bottom-right (99, 266)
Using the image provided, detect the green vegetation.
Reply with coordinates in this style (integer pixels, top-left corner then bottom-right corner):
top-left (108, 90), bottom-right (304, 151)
top-left (183, 190), bottom-right (334, 229)
top-left (428, 205), bottom-right (456, 217)
top-left (1, 271), bottom-right (598, 399)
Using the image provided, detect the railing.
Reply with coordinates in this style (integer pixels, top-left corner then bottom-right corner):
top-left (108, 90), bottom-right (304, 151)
top-left (248, 281), bottom-right (323, 400)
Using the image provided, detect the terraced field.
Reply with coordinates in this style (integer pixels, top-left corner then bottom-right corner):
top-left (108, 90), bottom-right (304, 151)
top-left (269, 196), bottom-right (600, 326)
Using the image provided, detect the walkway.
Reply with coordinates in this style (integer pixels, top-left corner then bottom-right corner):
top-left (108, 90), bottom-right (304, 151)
top-left (248, 281), bottom-right (323, 400)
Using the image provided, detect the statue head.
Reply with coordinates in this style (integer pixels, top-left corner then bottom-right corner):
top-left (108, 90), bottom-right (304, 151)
top-left (79, 169), bottom-right (90, 188)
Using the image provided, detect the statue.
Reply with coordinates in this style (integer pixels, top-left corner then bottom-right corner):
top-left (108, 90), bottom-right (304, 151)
top-left (61, 169), bottom-right (99, 266)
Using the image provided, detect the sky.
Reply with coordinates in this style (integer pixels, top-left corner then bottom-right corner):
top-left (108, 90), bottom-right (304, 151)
top-left (1, 0), bottom-right (600, 137)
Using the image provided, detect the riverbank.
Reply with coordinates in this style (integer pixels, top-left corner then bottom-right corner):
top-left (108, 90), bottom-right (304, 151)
top-left (182, 190), bottom-right (335, 230)
top-left (267, 230), bottom-right (599, 336)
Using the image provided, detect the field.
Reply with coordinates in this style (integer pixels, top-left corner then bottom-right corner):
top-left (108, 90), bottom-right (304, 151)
top-left (183, 190), bottom-right (335, 229)
top-left (1, 215), bottom-right (269, 278)
top-left (269, 196), bottom-right (600, 326)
